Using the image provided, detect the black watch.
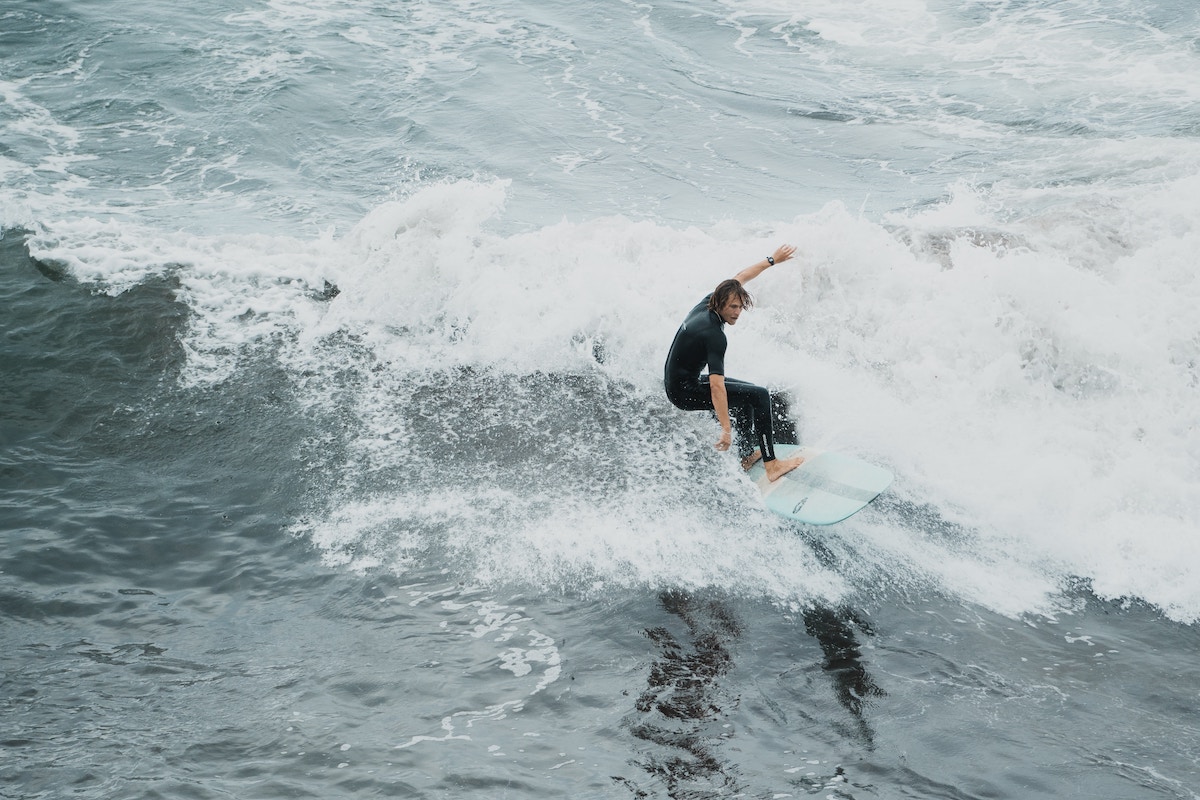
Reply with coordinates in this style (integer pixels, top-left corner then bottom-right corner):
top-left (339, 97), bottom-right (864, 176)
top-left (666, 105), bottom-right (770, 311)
top-left (766, 255), bottom-right (775, 266)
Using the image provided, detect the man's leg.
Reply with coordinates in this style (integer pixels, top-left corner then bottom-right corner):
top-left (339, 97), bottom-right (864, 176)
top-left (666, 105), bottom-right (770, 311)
top-left (771, 391), bottom-right (799, 446)
top-left (669, 378), bottom-right (802, 481)
top-left (723, 379), bottom-right (803, 480)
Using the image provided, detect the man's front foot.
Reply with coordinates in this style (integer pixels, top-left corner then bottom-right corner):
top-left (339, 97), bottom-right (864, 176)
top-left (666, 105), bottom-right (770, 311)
top-left (764, 455), bottom-right (805, 482)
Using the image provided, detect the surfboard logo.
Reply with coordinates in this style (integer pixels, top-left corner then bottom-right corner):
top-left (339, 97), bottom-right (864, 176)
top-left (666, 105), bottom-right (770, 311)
top-left (792, 497), bottom-right (809, 515)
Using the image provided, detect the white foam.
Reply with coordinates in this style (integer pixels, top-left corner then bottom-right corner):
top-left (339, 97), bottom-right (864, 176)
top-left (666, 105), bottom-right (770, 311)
top-left (25, 216), bottom-right (339, 385)
top-left (320, 180), bottom-right (1200, 620)
top-left (0, 77), bottom-right (93, 227)
top-left (29, 174), bottom-right (1200, 620)
top-left (727, 0), bottom-right (1200, 151)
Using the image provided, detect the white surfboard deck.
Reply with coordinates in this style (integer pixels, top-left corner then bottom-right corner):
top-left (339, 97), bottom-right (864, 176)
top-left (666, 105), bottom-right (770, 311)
top-left (746, 444), bottom-right (893, 525)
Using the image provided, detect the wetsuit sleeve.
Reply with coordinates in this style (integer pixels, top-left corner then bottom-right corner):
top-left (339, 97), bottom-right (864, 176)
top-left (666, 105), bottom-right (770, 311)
top-left (705, 328), bottom-right (726, 376)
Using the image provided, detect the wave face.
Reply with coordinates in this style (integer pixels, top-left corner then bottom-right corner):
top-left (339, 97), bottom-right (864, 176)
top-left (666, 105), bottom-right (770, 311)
top-left (11, 171), bottom-right (1197, 622)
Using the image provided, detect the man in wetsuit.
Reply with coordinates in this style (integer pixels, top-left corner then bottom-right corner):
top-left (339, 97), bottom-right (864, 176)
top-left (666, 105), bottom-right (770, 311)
top-left (664, 244), bottom-right (805, 482)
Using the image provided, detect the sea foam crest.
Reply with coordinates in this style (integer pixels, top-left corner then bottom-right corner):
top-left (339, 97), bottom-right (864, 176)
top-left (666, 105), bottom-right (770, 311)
top-left (283, 179), bottom-right (1198, 620)
top-left (22, 176), bottom-right (1200, 621)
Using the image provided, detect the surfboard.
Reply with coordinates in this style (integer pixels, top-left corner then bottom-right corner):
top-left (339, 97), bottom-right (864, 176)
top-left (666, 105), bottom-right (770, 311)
top-left (746, 444), bottom-right (893, 525)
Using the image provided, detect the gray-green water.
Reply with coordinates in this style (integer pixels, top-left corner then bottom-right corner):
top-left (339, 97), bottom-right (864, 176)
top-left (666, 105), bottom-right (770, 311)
top-left (4, 1), bottom-right (1200, 797)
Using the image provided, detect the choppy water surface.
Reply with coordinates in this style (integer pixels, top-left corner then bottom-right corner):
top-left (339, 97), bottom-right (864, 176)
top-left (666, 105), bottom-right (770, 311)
top-left (3, 0), bottom-right (1200, 797)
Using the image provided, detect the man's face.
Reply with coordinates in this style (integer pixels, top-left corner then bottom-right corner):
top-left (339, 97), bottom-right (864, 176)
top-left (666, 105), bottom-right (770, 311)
top-left (719, 297), bottom-right (744, 325)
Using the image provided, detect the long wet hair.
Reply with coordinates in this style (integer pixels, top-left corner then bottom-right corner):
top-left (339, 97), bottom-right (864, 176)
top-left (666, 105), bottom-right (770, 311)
top-left (707, 279), bottom-right (754, 315)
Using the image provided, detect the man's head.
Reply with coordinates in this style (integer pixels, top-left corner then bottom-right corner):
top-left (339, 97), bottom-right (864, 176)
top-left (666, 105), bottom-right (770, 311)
top-left (708, 279), bottom-right (754, 325)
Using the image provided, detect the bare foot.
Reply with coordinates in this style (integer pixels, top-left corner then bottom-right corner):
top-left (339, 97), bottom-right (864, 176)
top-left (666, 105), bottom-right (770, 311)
top-left (741, 449), bottom-right (763, 471)
top-left (764, 455), bottom-right (805, 482)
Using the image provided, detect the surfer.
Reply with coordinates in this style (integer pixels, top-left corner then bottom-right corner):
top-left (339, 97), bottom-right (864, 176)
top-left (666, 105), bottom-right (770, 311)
top-left (664, 244), bottom-right (805, 482)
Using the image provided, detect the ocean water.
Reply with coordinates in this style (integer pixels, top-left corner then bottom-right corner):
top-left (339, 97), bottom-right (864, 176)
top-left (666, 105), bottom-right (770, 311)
top-left (3, 0), bottom-right (1200, 797)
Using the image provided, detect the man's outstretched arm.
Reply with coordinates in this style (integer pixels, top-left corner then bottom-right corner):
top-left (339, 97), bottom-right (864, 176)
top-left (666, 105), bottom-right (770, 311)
top-left (732, 243), bottom-right (796, 286)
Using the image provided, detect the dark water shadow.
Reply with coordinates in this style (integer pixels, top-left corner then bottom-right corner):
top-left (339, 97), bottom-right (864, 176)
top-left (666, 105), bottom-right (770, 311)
top-left (618, 590), bottom-right (744, 798)
top-left (616, 591), bottom-right (885, 798)
top-left (800, 605), bottom-right (887, 748)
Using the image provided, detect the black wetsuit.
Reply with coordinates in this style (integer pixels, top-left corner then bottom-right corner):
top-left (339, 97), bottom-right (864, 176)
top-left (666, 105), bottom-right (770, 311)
top-left (663, 294), bottom-right (781, 462)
